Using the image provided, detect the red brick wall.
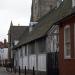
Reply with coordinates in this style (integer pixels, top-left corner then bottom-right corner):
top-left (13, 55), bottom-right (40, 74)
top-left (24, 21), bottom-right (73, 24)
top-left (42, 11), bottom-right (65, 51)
top-left (59, 16), bottom-right (75, 75)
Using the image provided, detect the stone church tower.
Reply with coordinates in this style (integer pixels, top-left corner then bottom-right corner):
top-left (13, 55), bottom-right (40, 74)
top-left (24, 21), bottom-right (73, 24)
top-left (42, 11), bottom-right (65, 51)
top-left (31, 0), bottom-right (60, 22)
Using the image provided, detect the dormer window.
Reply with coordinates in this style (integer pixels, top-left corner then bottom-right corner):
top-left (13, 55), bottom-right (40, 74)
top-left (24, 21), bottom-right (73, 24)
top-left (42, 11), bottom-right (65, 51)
top-left (29, 22), bottom-right (38, 32)
top-left (72, 0), bottom-right (75, 7)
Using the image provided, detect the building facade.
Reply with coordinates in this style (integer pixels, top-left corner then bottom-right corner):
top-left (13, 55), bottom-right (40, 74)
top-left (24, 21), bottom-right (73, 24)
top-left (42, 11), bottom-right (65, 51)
top-left (59, 10), bottom-right (75, 75)
top-left (0, 39), bottom-right (8, 66)
top-left (8, 0), bottom-right (75, 75)
top-left (8, 22), bottom-right (28, 64)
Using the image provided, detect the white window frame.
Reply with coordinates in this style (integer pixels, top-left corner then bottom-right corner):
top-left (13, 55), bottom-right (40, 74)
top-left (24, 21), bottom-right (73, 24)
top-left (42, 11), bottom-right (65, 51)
top-left (72, 0), bottom-right (75, 7)
top-left (64, 25), bottom-right (71, 59)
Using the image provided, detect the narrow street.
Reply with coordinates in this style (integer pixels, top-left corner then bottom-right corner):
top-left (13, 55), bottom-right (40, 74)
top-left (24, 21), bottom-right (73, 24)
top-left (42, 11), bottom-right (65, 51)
top-left (0, 67), bottom-right (13, 75)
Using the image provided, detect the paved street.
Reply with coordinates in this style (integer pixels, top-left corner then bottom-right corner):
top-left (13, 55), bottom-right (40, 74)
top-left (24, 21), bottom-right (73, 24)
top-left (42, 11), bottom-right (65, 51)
top-left (0, 67), bottom-right (13, 75)
top-left (0, 67), bottom-right (32, 75)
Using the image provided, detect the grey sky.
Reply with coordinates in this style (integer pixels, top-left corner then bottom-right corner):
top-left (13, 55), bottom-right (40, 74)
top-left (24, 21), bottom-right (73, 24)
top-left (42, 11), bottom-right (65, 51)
top-left (0, 0), bottom-right (32, 42)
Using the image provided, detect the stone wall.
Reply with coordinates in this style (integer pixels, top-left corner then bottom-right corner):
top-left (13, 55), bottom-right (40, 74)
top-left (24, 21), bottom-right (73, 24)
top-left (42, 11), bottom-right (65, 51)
top-left (31, 0), bottom-right (57, 22)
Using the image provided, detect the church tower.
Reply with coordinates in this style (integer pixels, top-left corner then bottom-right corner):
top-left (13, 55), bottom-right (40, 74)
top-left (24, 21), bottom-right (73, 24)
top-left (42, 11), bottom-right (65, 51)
top-left (31, 0), bottom-right (61, 22)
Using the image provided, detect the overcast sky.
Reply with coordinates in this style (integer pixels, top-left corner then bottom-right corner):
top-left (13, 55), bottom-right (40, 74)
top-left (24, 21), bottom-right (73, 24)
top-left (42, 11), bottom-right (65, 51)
top-left (0, 0), bottom-right (32, 42)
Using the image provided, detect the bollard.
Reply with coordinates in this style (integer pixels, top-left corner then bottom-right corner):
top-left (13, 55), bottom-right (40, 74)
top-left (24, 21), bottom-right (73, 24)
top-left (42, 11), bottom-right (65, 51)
top-left (6, 64), bottom-right (7, 71)
top-left (14, 67), bottom-right (16, 74)
top-left (11, 65), bottom-right (12, 72)
top-left (19, 66), bottom-right (21, 75)
top-left (12, 66), bottom-right (13, 72)
top-left (33, 67), bottom-right (35, 75)
top-left (25, 66), bottom-right (26, 75)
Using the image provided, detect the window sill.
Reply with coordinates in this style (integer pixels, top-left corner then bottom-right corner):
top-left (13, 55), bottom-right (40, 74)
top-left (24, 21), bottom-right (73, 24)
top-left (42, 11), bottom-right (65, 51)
top-left (64, 56), bottom-right (71, 59)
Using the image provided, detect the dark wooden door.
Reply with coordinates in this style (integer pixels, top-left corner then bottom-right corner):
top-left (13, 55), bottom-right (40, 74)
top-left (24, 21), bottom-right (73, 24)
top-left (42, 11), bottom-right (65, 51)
top-left (46, 52), bottom-right (59, 75)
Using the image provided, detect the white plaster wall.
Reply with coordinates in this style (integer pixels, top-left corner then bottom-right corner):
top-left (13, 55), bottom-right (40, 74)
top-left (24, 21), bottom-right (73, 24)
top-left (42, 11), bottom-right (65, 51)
top-left (14, 45), bottom-right (46, 71)
top-left (29, 55), bottom-right (36, 70)
top-left (22, 46), bottom-right (28, 69)
top-left (18, 46), bottom-right (29, 70)
top-left (0, 48), bottom-right (8, 61)
top-left (3, 48), bottom-right (8, 59)
top-left (19, 57), bottom-right (22, 69)
top-left (19, 56), bottom-right (28, 70)
top-left (38, 54), bottom-right (46, 71)
top-left (18, 48), bottom-right (23, 69)
top-left (14, 48), bottom-right (21, 69)
top-left (23, 56), bottom-right (28, 69)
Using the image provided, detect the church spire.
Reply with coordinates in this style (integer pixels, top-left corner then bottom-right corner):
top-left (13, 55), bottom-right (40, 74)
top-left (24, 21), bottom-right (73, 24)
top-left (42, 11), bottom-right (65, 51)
top-left (10, 20), bottom-right (13, 26)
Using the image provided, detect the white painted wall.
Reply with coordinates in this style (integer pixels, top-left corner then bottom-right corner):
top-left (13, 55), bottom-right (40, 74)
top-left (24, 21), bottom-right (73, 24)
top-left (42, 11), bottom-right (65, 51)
top-left (19, 55), bottom-right (29, 69)
top-left (14, 49), bottom-right (20, 69)
top-left (23, 56), bottom-right (28, 69)
top-left (0, 48), bottom-right (8, 65)
top-left (15, 46), bottom-right (46, 71)
top-left (29, 55), bottom-right (36, 70)
top-left (0, 48), bottom-right (8, 60)
top-left (19, 57), bottom-right (22, 69)
top-left (3, 48), bottom-right (8, 59)
top-left (17, 46), bottom-right (29, 69)
top-left (19, 56), bottom-right (28, 69)
top-left (38, 54), bottom-right (46, 71)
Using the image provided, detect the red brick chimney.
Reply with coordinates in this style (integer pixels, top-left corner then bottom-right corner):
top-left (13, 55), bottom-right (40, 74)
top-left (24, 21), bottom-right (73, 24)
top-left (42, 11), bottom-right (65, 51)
top-left (4, 39), bottom-right (8, 48)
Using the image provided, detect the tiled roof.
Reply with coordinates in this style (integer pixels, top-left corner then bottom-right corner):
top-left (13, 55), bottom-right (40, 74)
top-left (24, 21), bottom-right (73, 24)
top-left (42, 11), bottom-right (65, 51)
top-left (14, 0), bottom-right (75, 48)
top-left (8, 26), bottom-right (28, 42)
